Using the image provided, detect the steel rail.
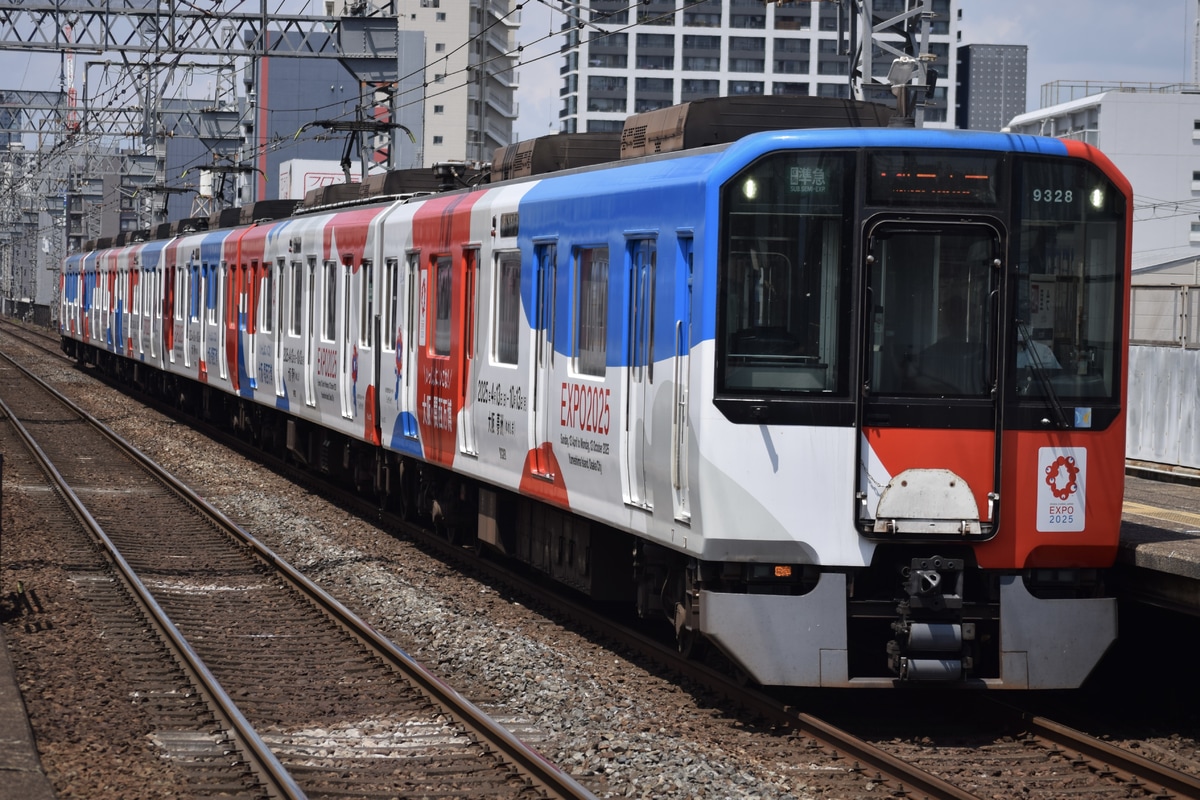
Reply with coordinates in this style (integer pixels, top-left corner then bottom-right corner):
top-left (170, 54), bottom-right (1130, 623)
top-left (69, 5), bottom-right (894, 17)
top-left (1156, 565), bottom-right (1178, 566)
top-left (0, 347), bottom-right (599, 800)
top-left (0, 353), bottom-right (308, 800)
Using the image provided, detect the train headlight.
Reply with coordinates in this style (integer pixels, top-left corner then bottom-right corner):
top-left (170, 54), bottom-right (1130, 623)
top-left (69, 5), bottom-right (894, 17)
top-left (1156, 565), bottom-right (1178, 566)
top-left (1089, 188), bottom-right (1105, 209)
top-left (742, 177), bottom-right (759, 201)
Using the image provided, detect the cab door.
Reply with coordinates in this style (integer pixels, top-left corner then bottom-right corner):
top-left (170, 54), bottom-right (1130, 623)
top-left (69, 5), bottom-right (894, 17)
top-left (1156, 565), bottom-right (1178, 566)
top-left (857, 219), bottom-right (1004, 538)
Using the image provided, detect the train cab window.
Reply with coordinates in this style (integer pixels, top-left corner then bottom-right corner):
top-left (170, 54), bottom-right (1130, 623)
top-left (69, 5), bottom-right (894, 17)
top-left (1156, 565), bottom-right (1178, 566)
top-left (494, 251), bottom-right (521, 365)
top-left (575, 246), bottom-right (609, 377)
top-left (1013, 159), bottom-right (1126, 404)
top-left (718, 151), bottom-right (852, 395)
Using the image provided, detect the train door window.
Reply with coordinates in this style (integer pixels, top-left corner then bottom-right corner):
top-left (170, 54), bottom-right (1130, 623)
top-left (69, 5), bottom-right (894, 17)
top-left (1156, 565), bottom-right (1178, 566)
top-left (165, 264), bottom-right (176, 357)
top-left (382, 257), bottom-right (398, 353)
top-left (323, 259), bottom-right (338, 341)
top-left (219, 261), bottom-right (230, 380)
top-left (866, 224), bottom-right (997, 397)
top-left (189, 262), bottom-right (199, 322)
top-left (464, 249), bottom-right (477, 361)
top-left (243, 261), bottom-right (256, 333)
top-left (290, 260), bottom-right (303, 335)
top-left (494, 251), bottom-right (521, 365)
top-left (718, 150), bottom-right (852, 396)
top-left (149, 268), bottom-right (160, 359)
top-left (261, 261), bottom-right (276, 334)
top-left (628, 239), bottom-right (656, 378)
top-left (357, 259), bottom-right (371, 347)
top-left (206, 263), bottom-right (218, 325)
top-left (433, 254), bottom-right (453, 356)
top-left (175, 263), bottom-right (185, 324)
top-left (575, 246), bottom-right (609, 377)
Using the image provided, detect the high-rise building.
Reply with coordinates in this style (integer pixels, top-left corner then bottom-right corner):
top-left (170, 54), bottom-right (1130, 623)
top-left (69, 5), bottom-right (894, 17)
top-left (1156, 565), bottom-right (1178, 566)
top-left (555, 0), bottom-right (957, 133)
top-left (955, 43), bottom-right (1027, 131)
top-left (399, 0), bottom-right (520, 163)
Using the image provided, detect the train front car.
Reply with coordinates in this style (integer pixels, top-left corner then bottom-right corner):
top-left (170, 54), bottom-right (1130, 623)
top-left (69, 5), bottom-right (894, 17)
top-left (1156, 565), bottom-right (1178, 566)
top-left (691, 130), bottom-right (1130, 688)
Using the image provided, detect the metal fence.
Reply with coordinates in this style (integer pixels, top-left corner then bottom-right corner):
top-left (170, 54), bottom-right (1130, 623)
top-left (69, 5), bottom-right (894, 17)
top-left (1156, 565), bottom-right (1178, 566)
top-left (1130, 284), bottom-right (1200, 347)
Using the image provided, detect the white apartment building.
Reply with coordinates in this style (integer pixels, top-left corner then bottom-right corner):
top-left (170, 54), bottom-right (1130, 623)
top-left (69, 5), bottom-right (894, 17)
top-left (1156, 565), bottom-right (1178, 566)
top-left (1007, 85), bottom-right (1200, 277)
top-left (399, 0), bottom-right (520, 163)
top-left (555, 0), bottom-right (957, 133)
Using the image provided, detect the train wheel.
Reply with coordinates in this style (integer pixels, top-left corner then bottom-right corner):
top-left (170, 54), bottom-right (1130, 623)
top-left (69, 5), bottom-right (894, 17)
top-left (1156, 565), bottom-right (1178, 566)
top-left (394, 461), bottom-right (417, 521)
top-left (676, 626), bottom-right (707, 660)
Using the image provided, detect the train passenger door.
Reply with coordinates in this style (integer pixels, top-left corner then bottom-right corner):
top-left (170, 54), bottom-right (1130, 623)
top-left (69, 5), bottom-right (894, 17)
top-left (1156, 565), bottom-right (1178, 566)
top-left (132, 265), bottom-right (143, 357)
top-left (340, 255), bottom-right (354, 419)
top-left (184, 258), bottom-right (197, 369)
top-left (274, 258), bottom-right (286, 398)
top-left (858, 219), bottom-right (1003, 537)
top-left (671, 235), bottom-right (693, 524)
top-left (218, 261), bottom-right (231, 381)
top-left (401, 253), bottom-right (421, 439)
top-left (458, 248), bottom-right (479, 456)
top-left (531, 242), bottom-right (557, 477)
top-left (245, 261), bottom-right (257, 389)
top-left (624, 238), bottom-right (655, 509)
top-left (303, 257), bottom-right (317, 407)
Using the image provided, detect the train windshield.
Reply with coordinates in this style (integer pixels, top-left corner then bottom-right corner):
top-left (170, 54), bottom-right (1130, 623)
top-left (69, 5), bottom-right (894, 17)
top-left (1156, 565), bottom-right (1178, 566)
top-left (717, 151), bottom-right (852, 395)
top-left (1013, 159), bottom-right (1126, 403)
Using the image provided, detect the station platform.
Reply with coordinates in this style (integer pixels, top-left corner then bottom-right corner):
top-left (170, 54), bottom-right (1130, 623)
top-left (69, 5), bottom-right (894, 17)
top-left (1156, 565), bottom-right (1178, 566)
top-left (1119, 461), bottom-right (1200, 616)
top-left (0, 621), bottom-right (56, 800)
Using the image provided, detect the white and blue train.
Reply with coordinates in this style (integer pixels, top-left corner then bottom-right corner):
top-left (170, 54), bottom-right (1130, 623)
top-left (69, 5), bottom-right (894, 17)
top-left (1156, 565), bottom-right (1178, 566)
top-left (62, 124), bottom-right (1133, 688)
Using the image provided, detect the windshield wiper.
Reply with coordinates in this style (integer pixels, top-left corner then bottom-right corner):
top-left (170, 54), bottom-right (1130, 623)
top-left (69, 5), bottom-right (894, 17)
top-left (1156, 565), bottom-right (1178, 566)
top-left (1016, 320), bottom-right (1069, 428)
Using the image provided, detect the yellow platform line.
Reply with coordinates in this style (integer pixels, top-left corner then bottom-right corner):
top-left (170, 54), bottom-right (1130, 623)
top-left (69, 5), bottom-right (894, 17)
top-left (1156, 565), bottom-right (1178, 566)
top-left (1123, 500), bottom-right (1200, 529)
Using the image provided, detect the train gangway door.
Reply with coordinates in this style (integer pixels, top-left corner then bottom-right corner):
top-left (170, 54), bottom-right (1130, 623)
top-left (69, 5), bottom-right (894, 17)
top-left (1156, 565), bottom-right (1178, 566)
top-left (857, 219), bottom-right (1003, 537)
top-left (457, 249), bottom-right (479, 457)
top-left (531, 242), bottom-right (556, 478)
top-left (623, 238), bottom-right (655, 510)
top-left (340, 257), bottom-right (354, 419)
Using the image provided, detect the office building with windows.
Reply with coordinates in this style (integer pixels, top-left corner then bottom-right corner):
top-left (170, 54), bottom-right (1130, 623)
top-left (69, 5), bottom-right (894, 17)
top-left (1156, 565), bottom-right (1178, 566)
top-left (399, 0), bottom-right (520, 163)
top-left (955, 43), bottom-right (1027, 131)
top-left (555, 0), bottom-right (957, 133)
top-left (1006, 83), bottom-right (1197, 274)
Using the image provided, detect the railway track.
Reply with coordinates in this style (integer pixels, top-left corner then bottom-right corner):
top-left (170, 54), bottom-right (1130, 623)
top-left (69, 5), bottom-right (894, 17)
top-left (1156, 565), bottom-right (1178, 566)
top-left (0, 342), bottom-right (596, 800)
top-left (5, 318), bottom-right (1200, 799)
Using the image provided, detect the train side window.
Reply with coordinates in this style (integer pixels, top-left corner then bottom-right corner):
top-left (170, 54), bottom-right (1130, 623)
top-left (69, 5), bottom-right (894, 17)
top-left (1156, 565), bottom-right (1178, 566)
top-left (494, 250), bottom-right (521, 365)
top-left (575, 246), bottom-right (609, 377)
